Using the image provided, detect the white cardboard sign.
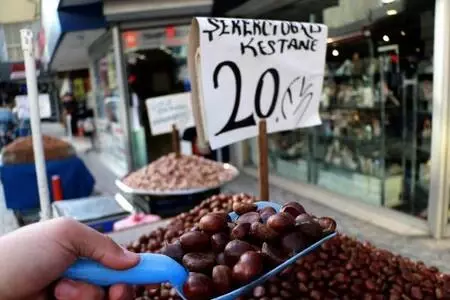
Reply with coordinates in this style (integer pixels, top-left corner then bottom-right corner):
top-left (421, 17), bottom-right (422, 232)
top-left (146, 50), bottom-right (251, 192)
top-left (146, 92), bottom-right (195, 135)
top-left (15, 94), bottom-right (52, 119)
top-left (188, 17), bottom-right (328, 149)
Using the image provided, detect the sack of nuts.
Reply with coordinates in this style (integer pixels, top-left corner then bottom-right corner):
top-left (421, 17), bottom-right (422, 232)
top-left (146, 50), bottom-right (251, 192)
top-left (127, 194), bottom-right (450, 300)
top-left (2, 135), bottom-right (75, 165)
top-left (122, 153), bottom-right (236, 192)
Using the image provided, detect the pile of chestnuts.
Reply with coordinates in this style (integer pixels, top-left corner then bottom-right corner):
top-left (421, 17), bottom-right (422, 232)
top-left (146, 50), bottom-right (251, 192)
top-left (165, 201), bottom-right (336, 299)
top-left (129, 194), bottom-right (450, 300)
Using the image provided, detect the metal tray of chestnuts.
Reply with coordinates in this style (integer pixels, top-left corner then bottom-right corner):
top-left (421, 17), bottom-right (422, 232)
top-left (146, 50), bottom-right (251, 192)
top-left (115, 162), bottom-right (240, 196)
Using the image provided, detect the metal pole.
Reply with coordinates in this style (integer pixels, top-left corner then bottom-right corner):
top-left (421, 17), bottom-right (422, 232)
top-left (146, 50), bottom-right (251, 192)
top-left (428, 0), bottom-right (450, 238)
top-left (112, 25), bottom-right (134, 172)
top-left (20, 29), bottom-right (51, 221)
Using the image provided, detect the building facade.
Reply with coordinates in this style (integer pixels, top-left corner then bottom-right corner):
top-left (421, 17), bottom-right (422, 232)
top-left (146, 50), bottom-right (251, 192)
top-left (0, 0), bottom-right (40, 63)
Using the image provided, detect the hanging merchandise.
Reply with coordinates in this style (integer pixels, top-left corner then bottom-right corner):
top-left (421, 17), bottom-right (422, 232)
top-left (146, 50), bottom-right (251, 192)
top-left (73, 78), bottom-right (86, 100)
top-left (59, 77), bottom-right (72, 98)
top-left (107, 52), bottom-right (117, 89)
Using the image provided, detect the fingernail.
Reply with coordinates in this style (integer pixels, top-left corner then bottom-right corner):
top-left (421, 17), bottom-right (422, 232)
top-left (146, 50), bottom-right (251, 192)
top-left (55, 280), bottom-right (78, 300)
top-left (123, 248), bottom-right (139, 262)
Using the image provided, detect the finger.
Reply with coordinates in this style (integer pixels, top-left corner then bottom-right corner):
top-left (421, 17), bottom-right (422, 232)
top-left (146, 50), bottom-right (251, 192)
top-left (50, 218), bottom-right (139, 270)
top-left (109, 284), bottom-right (134, 300)
top-left (54, 279), bottom-right (105, 300)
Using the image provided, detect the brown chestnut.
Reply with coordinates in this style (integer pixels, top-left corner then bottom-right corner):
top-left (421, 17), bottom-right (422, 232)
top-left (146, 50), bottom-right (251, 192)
top-left (233, 202), bottom-right (257, 215)
top-left (296, 217), bottom-right (323, 239)
top-left (199, 213), bottom-right (228, 233)
top-left (259, 207), bottom-right (277, 223)
top-left (211, 232), bottom-right (229, 253)
top-left (216, 252), bottom-right (227, 265)
top-left (180, 231), bottom-right (210, 252)
top-left (182, 252), bottom-right (216, 273)
top-left (267, 212), bottom-right (295, 233)
top-left (280, 202), bottom-right (306, 218)
top-left (318, 216), bottom-right (337, 234)
top-left (232, 251), bottom-right (263, 284)
top-left (212, 265), bottom-right (233, 295)
top-left (236, 212), bottom-right (261, 224)
top-left (224, 240), bottom-right (255, 266)
top-left (160, 241), bottom-right (184, 262)
top-left (281, 232), bottom-right (307, 256)
top-left (295, 213), bottom-right (312, 224)
top-left (231, 223), bottom-right (251, 240)
top-left (183, 272), bottom-right (214, 300)
top-left (239, 250), bottom-right (264, 265)
top-left (250, 222), bottom-right (279, 241)
top-left (261, 242), bottom-right (287, 266)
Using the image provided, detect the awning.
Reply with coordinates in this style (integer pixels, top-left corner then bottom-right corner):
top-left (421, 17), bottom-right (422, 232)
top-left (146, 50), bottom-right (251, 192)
top-left (103, 0), bottom-right (212, 24)
top-left (226, 0), bottom-right (338, 19)
top-left (41, 0), bottom-right (106, 71)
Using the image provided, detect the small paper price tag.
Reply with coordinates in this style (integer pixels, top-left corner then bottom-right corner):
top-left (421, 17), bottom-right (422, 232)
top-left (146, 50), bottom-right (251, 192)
top-left (146, 92), bottom-right (195, 136)
top-left (188, 17), bottom-right (328, 149)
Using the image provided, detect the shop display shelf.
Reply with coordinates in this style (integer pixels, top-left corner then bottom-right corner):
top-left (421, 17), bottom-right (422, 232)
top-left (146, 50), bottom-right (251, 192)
top-left (318, 166), bottom-right (403, 208)
top-left (317, 134), bottom-right (383, 144)
top-left (318, 161), bottom-right (384, 180)
top-left (416, 145), bottom-right (431, 154)
top-left (417, 109), bottom-right (432, 115)
top-left (321, 104), bottom-right (400, 111)
top-left (275, 158), bottom-right (308, 182)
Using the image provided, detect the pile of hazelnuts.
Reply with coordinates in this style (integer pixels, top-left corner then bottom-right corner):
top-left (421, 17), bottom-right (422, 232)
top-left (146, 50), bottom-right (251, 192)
top-left (130, 194), bottom-right (450, 300)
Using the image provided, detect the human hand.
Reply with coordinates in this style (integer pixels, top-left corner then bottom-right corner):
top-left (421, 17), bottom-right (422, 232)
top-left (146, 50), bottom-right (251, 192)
top-left (0, 218), bottom-right (140, 300)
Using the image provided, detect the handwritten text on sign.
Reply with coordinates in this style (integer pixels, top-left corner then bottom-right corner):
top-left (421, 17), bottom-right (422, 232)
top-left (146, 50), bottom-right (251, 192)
top-left (146, 92), bottom-right (195, 135)
top-left (194, 18), bottom-right (327, 149)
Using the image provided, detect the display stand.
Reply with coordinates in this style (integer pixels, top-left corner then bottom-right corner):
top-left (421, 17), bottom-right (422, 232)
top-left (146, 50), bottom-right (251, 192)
top-left (315, 44), bottom-right (404, 209)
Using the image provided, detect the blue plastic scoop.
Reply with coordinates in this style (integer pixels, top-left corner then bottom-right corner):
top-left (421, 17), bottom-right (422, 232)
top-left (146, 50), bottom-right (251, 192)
top-left (64, 201), bottom-right (337, 300)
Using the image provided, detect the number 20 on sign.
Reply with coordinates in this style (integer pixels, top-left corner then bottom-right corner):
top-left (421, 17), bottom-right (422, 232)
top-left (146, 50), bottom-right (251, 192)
top-left (188, 17), bottom-right (328, 150)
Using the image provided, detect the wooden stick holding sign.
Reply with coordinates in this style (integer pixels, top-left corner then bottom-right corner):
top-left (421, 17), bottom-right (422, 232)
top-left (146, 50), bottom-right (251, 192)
top-left (258, 120), bottom-right (269, 200)
top-left (172, 124), bottom-right (181, 158)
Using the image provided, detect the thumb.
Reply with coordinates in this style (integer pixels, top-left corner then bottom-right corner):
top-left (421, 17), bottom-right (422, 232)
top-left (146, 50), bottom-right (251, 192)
top-left (54, 218), bottom-right (139, 270)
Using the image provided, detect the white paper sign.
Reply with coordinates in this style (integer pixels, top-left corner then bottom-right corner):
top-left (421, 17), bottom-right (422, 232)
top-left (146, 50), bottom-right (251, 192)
top-left (181, 141), bottom-right (193, 155)
top-left (188, 17), bottom-right (328, 149)
top-left (146, 92), bottom-right (195, 135)
top-left (14, 94), bottom-right (52, 119)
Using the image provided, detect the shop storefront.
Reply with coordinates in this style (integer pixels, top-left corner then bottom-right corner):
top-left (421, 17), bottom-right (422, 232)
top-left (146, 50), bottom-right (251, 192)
top-left (88, 32), bottom-right (130, 176)
top-left (85, 0), bottom-right (211, 176)
top-left (41, 0), bottom-right (210, 176)
top-left (87, 26), bottom-right (191, 176)
top-left (226, 0), bottom-right (450, 238)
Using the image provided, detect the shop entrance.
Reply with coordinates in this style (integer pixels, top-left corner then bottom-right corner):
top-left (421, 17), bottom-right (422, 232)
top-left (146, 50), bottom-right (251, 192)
top-left (127, 48), bottom-right (185, 162)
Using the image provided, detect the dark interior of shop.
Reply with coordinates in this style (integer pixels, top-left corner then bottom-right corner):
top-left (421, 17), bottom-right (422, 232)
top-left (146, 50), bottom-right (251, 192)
top-left (127, 48), bottom-right (185, 161)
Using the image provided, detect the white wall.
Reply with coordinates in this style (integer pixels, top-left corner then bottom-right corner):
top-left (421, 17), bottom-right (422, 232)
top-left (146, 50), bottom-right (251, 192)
top-left (0, 0), bottom-right (39, 24)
